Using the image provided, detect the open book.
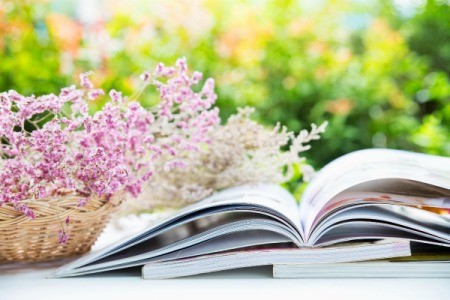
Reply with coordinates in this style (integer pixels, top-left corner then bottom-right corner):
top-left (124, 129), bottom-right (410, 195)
top-left (52, 149), bottom-right (450, 278)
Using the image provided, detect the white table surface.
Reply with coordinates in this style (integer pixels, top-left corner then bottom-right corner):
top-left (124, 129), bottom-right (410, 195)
top-left (1, 265), bottom-right (450, 300)
top-left (1, 215), bottom-right (449, 300)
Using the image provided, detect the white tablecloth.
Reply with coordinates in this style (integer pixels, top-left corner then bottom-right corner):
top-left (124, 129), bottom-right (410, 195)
top-left (1, 265), bottom-right (449, 300)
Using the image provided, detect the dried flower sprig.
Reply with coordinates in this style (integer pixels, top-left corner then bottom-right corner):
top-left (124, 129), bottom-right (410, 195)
top-left (0, 58), bottom-right (219, 242)
top-left (122, 107), bottom-right (327, 213)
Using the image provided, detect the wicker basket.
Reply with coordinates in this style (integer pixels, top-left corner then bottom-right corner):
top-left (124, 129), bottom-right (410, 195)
top-left (0, 192), bottom-right (122, 263)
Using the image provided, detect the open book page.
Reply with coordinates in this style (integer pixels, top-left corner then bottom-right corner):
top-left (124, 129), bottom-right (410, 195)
top-left (307, 203), bottom-right (450, 247)
top-left (299, 149), bottom-right (450, 239)
top-left (309, 179), bottom-right (450, 233)
top-left (53, 183), bottom-right (301, 276)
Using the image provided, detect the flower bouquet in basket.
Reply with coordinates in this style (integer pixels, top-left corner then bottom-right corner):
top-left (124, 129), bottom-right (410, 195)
top-left (0, 58), bottom-right (219, 262)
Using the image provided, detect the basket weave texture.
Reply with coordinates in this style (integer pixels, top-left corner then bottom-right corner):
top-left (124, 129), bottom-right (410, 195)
top-left (0, 193), bottom-right (119, 262)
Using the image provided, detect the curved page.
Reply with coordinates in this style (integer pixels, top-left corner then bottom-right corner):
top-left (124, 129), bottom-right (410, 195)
top-left (300, 149), bottom-right (450, 238)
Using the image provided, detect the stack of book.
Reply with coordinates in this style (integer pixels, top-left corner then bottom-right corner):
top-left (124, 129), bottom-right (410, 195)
top-left (52, 149), bottom-right (450, 279)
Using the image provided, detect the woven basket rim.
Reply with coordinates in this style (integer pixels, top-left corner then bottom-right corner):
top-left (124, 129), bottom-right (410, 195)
top-left (0, 190), bottom-right (124, 221)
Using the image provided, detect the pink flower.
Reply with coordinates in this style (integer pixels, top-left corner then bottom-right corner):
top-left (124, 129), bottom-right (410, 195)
top-left (77, 197), bottom-right (88, 207)
top-left (109, 90), bottom-right (123, 104)
top-left (0, 58), bottom-right (220, 243)
top-left (79, 72), bottom-right (94, 89)
top-left (87, 89), bottom-right (105, 100)
top-left (58, 229), bottom-right (69, 244)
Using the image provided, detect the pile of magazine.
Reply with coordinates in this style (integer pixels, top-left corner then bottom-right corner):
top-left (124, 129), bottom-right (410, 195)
top-left (52, 149), bottom-right (450, 279)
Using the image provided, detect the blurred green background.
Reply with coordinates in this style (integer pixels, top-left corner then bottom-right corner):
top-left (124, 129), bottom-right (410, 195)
top-left (1, 0), bottom-right (449, 168)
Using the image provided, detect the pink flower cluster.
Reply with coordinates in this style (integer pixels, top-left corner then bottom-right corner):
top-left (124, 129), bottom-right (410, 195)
top-left (0, 58), bottom-right (219, 238)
